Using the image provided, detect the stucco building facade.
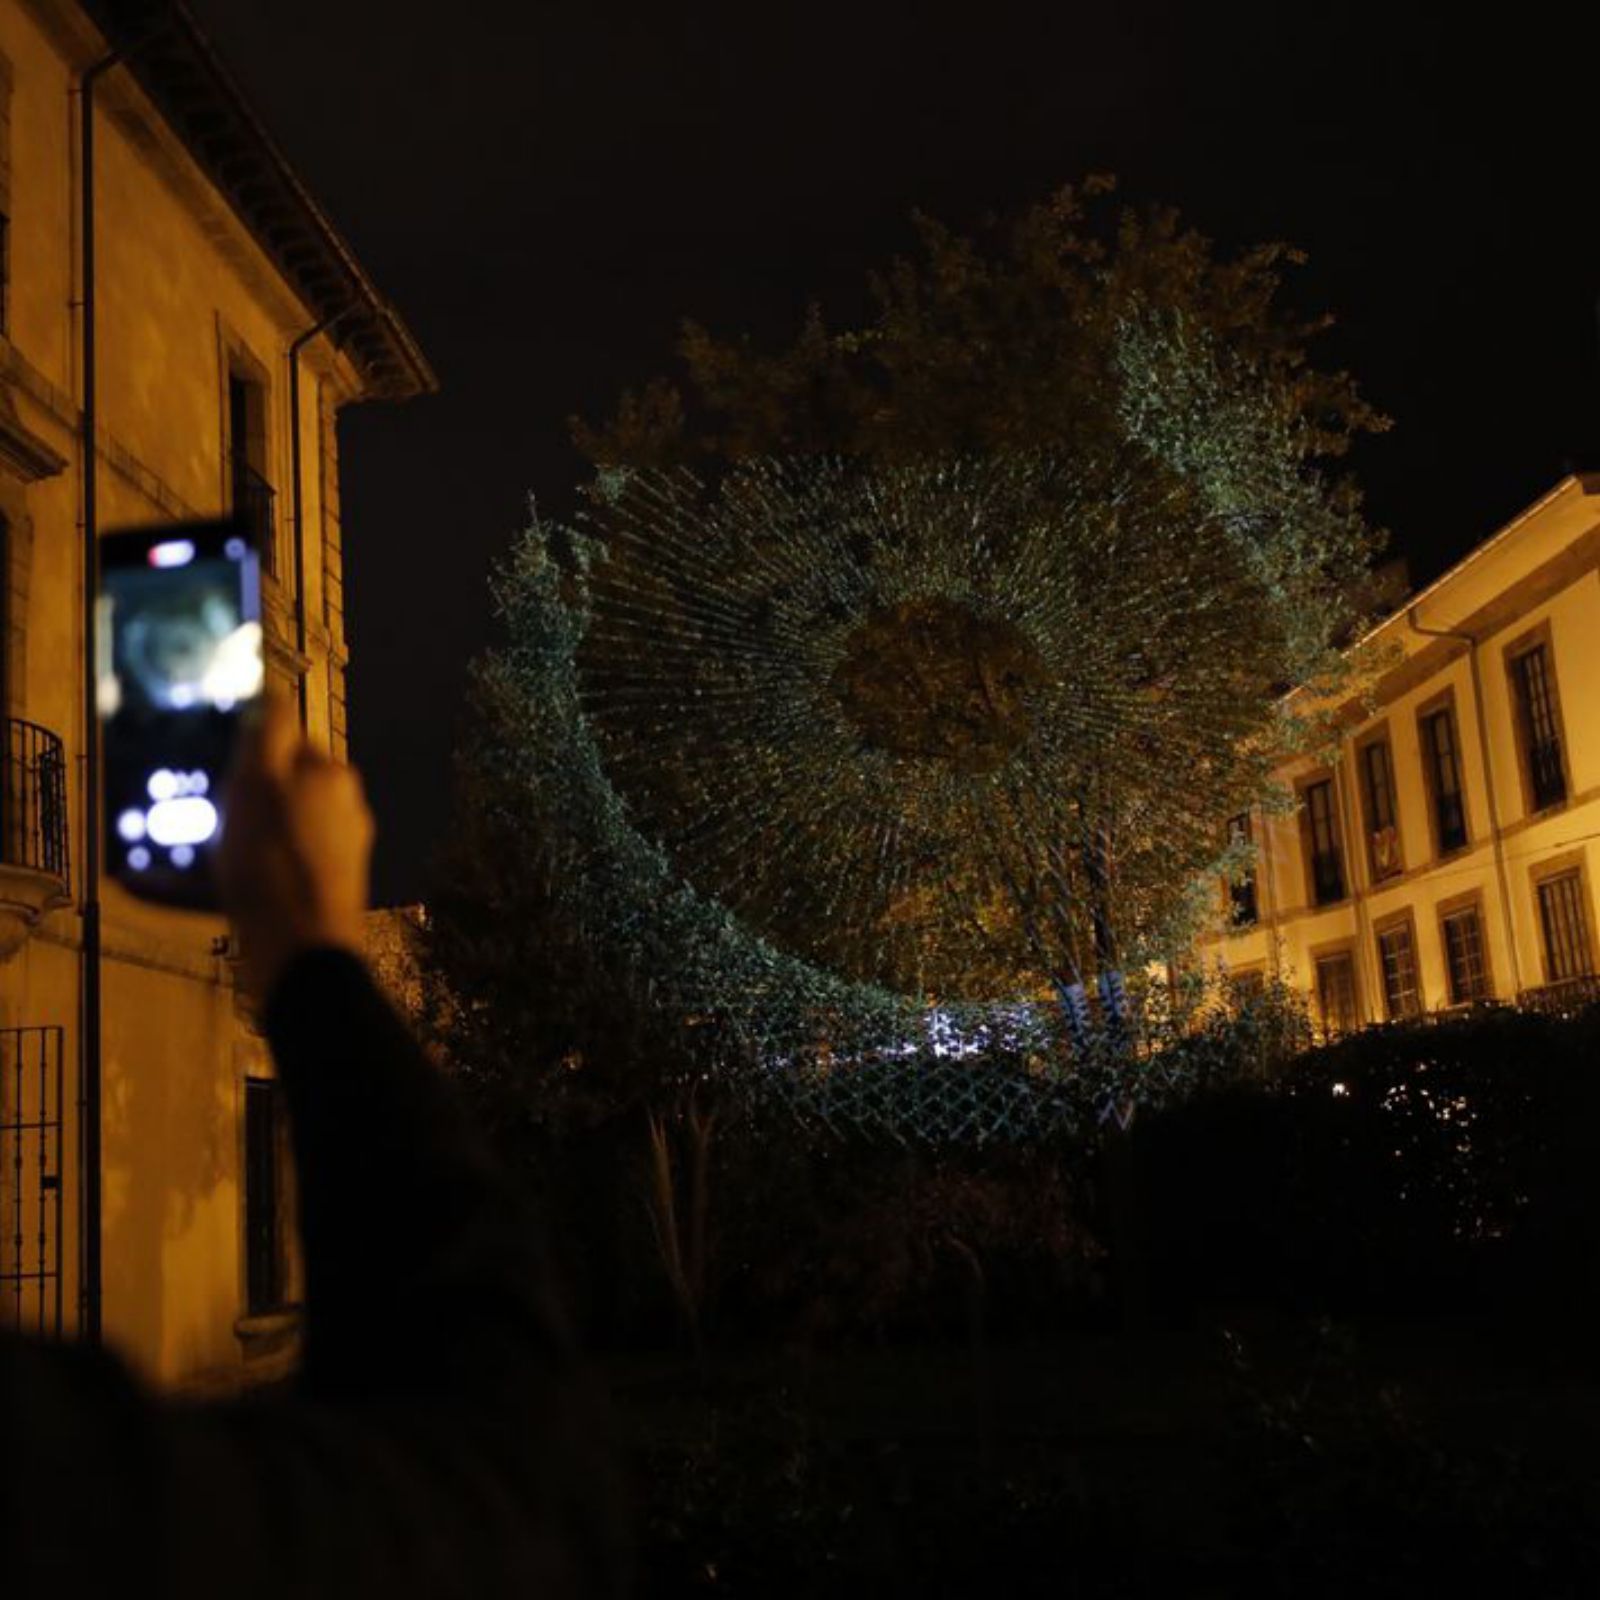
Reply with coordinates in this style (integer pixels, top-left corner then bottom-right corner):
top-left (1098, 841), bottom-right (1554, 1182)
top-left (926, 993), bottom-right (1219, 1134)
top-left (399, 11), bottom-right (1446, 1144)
top-left (0, 0), bottom-right (431, 1391)
top-left (1201, 474), bottom-right (1600, 1036)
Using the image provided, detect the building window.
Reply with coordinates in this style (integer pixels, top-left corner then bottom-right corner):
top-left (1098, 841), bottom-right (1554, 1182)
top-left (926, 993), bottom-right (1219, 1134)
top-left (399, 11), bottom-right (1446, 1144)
top-left (1376, 918), bottom-right (1422, 1020)
top-left (1302, 779), bottom-right (1345, 905)
top-left (228, 369), bottom-right (276, 576)
top-left (1314, 951), bottom-right (1359, 1038)
top-left (1226, 812), bottom-right (1257, 927)
top-left (1229, 967), bottom-right (1266, 1010)
top-left (244, 1077), bottom-right (286, 1314)
top-left (1440, 904), bottom-right (1489, 1005)
top-left (1509, 642), bottom-right (1566, 812)
top-left (1419, 706), bottom-right (1468, 856)
top-left (1537, 870), bottom-right (1594, 985)
top-left (1359, 737), bottom-right (1402, 881)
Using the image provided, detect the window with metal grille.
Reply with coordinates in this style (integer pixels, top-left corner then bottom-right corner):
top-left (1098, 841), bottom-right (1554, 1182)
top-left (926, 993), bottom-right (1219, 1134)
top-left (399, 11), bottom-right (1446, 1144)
top-left (244, 1078), bottom-right (285, 1314)
top-left (1377, 921), bottom-right (1422, 1020)
top-left (1537, 870), bottom-right (1594, 984)
top-left (1511, 645), bottom-right (1566, 811)
top-left (1227, 811), bottom-right (1257, 927)
top-left (1, 1027), bottom-right (64, 1338)
top-left (1441, 906), bottom-right (1489, 1005)
top-left (1360, 739), bottom-right (1401, 880)
top-left (1419, 707), bottom-right (1467, 854)
top-left (1314, 951), bottom-right (1358, 1037)
top-left (1303, 780), bottom-right (1344, 904)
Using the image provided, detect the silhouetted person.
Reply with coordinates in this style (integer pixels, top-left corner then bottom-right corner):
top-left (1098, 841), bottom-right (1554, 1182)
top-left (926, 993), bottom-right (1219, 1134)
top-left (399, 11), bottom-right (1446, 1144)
top-left (0, 700), bottom-right (628, 1597)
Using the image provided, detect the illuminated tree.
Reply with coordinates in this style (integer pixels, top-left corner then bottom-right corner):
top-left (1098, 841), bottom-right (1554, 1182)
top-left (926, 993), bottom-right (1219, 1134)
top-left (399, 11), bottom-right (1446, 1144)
top-left (430, 179), bottom-right (1384, 1144)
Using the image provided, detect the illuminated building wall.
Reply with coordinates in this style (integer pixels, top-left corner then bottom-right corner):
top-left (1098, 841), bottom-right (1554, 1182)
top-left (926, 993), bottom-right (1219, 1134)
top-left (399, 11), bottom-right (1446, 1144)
top-left (1201, 475), bottom-right (1600, 1037)
top-left (0, 0), bottom-right (430, 1392)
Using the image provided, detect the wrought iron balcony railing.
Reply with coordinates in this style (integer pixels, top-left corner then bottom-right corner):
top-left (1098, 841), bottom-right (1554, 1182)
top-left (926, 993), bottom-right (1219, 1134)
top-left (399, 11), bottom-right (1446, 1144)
top-left (1, 719), bottom-right (68, 887)
top-left (1518, 974), bottom-right (1600, 1018)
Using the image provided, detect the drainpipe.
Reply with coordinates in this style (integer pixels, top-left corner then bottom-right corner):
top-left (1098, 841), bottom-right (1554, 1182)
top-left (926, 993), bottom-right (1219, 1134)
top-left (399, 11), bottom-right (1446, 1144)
top-left (287, 306), bottom-right (356, 733)
top-left (1407, 606), bottom-right (1522, 995)
top-left (78, 49), bottom-right (120, 1348)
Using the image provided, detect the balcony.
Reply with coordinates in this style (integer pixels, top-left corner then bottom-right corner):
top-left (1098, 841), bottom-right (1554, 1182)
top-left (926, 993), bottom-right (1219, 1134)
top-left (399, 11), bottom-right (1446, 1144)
top-left (1517, 975), bottom-right (1600, 1018)
top-left (0, 719), bottom-right (71, 959)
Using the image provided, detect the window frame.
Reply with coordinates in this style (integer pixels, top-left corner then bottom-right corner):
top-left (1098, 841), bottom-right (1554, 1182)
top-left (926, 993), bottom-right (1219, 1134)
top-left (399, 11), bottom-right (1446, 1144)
top-left (1504, 621), bottom-right (1571, 817)
top-left (1224, 810), bottom-right (1259, 928)
top-left (1416, 689), bottom-right (1470, 859)
top-left (1373, 908), bottom-right (1424, 1021)
top-left (1530, 853), bottom-right (1596, 986)
top-left (243, 1075), bottom-right (289, 1316)
top-left (1311, 941), bottom-right (1361, 1039)
top-left (1436, 891), bottom-right (1494, 1007)
top-left (218, 323), bottom-right (278, 579)
top-left (1355, 724), bottom-right (1403, 882)
top-left (1299, 773), bottom-right (1346, 907)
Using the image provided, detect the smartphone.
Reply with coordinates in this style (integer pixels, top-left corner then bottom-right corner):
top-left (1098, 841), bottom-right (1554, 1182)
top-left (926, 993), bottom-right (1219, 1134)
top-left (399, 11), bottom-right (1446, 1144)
top-left (98, 520), bottom-right (264, 910)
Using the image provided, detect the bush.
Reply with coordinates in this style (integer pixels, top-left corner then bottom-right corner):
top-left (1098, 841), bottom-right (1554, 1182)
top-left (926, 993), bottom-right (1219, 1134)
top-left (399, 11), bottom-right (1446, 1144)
top-left (1131, 1001), bottom-right (1600, 1325)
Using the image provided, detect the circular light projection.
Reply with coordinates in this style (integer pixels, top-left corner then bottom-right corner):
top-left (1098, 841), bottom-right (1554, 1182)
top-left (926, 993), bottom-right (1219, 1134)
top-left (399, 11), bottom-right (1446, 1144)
top-left (483, 442), bottom-right (1346, 1142)
top-left (578, 456), bottom-right (1276, 1002)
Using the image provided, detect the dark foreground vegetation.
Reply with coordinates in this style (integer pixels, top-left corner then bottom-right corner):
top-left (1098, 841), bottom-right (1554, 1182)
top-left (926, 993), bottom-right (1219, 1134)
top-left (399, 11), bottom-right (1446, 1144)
top-left (455, 994), bottom-right (1600, 1595)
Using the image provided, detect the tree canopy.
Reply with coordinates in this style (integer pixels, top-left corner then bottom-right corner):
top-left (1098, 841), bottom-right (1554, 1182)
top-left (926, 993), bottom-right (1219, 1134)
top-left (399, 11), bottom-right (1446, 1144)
top-left (427, 178), bottom-right (1390, 1143)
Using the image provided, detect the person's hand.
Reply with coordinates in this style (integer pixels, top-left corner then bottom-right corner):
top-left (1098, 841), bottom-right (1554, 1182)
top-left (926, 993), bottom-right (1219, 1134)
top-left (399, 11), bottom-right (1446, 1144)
top-left (216, 695), bottom-right (374, 1004)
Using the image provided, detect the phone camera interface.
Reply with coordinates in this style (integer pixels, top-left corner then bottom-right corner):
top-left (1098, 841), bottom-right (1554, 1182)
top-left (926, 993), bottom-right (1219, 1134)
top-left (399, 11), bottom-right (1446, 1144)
top-left (101, 534), bottom-right (261, 884)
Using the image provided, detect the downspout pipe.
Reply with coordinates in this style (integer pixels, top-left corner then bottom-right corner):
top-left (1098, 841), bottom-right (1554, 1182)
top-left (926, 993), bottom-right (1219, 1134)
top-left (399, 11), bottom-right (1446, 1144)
top-left (288, 306), bottom-right (357, 731)
top-left (1407, 606), bottom-right (1523, 995)
top-left (78, 48), bottom-right (120, 1348)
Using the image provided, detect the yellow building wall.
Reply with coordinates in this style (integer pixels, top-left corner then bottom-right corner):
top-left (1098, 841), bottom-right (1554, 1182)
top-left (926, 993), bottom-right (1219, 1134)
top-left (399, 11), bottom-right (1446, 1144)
top-left (0, 0), bottom-right (363, 1391)
top-left (1205, 478), bottom-right (1600, 1030)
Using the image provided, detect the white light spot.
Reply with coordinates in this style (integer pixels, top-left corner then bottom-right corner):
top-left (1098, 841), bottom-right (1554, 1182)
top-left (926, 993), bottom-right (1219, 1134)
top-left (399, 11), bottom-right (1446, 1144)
top-left (145, 796), bottom-right (218, 847)
top-left (169, 844), bottom-right (195, 868)
top-left (116, 809), bottom-right (147, 842)
top-left (200, 621), bottom-right (263, 706)
top-left (188, 770), bottom-right (209, 796)
top-left (147, 769), bottom-right (179, 801)
top-left (224, 537), bottom-right (246, 560)
top-left (127, 845), bottom-right (151, 871)
top-left (1332, 1081), bottom-right (1349, 1098)
top-left (148, 539), bottom-right (196, 569)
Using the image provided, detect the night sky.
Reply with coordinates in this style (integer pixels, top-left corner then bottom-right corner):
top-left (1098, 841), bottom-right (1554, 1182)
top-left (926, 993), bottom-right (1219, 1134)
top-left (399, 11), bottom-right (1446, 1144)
top-left (184, 1), bottom-right (1599, 905)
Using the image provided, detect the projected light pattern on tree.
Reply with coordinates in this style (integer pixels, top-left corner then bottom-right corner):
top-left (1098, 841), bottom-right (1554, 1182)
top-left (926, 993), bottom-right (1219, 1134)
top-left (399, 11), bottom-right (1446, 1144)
top-left (580, 456), bottom-right (1276, 1002)
top-left (478, 429), bottom-right (1356, 1143)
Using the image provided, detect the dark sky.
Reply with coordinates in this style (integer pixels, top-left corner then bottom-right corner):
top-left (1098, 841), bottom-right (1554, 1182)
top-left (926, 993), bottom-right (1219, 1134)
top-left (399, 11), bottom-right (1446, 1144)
top-left (185, 0), bottom-right (1599, 905)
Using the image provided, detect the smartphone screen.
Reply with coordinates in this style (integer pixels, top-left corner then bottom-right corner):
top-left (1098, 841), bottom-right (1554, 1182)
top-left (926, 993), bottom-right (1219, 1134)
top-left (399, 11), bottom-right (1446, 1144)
top-left (98, 521), bottom-right (263, 910)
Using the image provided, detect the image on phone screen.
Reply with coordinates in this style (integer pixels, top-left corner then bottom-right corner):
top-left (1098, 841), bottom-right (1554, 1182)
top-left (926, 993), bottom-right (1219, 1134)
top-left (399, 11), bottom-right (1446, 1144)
top-left (98, 523), bottom-right (263, 909)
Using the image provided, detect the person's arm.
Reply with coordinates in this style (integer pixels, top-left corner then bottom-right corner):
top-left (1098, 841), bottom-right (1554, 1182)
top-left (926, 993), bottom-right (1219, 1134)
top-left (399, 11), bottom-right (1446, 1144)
top-left (152, 947), bottom-right (628, 1600)
top-left (0, 701), bottom-right (628, 1599)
